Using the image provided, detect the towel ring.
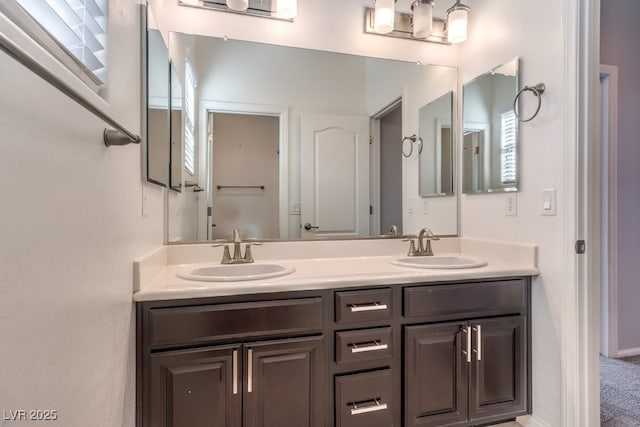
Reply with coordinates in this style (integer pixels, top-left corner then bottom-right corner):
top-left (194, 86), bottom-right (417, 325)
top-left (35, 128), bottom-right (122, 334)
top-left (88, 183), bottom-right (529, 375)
top-left (402, 134), bottom-right (423, 157)
top-left (514, 83), bottom-right (545, 122)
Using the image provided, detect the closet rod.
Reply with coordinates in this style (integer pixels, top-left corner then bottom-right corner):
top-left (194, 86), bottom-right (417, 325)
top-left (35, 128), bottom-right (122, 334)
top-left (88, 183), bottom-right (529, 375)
top-left (0, 31), bottom-right (141, 146)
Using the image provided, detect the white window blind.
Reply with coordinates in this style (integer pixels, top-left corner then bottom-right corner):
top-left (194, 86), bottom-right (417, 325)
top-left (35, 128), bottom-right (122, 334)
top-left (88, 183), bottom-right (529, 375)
top-left (500, 110), bottom-right (517, 184)
top-left (14, 0), bottom-right (107, 86)
top-left (184, 60), bottom-right (197, 176)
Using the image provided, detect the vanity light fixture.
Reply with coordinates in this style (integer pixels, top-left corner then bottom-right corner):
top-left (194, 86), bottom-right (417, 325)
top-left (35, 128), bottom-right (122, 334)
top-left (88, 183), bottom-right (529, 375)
top-left (178, 0), bottom-right (297, 21)
top-left (365, 0), bottom-right (470, 45)
top-left (446, 0), bottom-right (470, 43)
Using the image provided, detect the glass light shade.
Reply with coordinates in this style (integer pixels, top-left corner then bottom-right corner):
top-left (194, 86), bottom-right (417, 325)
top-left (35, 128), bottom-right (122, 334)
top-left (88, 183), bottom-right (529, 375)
top-left (447, 7), bottom-right (468, 43)
top-left (227, 0), bottom-right (249, 11)
top-left (412, 2), bottom-right (433, 39)
top-left (375, 0), bottom-right (395, 34)
top-left (276, 0), bottom-right (297, 19)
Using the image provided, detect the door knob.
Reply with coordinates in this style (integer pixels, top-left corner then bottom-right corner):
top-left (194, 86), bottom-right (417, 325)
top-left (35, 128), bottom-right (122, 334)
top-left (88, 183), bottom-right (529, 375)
top-left (304, 223), bottom-right (319, 231)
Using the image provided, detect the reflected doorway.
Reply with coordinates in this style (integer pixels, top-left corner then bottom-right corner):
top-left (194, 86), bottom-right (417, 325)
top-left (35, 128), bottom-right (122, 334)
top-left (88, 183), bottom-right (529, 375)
top-left (208, 112), bottom-right (280, 240)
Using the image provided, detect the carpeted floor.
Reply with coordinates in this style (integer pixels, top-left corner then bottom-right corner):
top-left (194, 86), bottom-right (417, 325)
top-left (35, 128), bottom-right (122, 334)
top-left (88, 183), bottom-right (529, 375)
top-left (601, 355), bottom-right (640, 426)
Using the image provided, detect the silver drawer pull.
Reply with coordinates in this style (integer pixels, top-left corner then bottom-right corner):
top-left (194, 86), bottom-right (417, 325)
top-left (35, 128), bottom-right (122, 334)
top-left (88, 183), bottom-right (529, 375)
top-left (350, 399), bottom-right (388, 415)
top-left (350, 341), bottom-right (388, 354)
top-left (349, 303), bottom-right (388, 313)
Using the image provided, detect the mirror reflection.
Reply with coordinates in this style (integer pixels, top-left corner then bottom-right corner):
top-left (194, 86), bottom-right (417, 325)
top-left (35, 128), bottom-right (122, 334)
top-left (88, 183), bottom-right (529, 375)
top-left (419, 91), bottom-right (454, 197)
top-left (157, 31), bottom-right (458, 242)
top-left (169, 64), bottom-right (183, 191)
top-left (146, 28), bottom-right (169, 187)
top-left (462, 57), bottom-right (519, 193)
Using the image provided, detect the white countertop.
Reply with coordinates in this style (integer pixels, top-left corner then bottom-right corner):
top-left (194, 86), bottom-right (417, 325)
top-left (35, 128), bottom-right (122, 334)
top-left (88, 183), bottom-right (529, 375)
top-left (133, 238), bottom-right (538, 302)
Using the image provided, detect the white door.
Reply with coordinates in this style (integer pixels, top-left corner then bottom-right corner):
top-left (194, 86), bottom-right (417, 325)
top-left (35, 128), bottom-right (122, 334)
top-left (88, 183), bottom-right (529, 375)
top-left (300, 114), bottom-right (370, 238)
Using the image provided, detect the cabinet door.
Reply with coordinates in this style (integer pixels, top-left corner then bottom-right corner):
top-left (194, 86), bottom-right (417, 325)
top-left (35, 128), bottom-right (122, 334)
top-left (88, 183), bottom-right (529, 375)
top-left (404, 322), bottom-right (468, 427)
top-left (469, 316), bottom-right (527, 422)
top-left (243, 335), bottom-right (324, 427)
top-left (148, 345), bottom-right (242, 427)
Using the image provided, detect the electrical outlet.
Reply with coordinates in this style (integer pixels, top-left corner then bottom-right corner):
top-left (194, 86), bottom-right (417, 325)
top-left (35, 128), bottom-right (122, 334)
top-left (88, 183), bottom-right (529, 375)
top-left (423, 199), bottom-right (429, 215)
top-left (142, 183), bottom-right (149, 217)
top-left (408, 198), bottom-right (415, 214)
top-left (505, 193), bottom-right (517, 216)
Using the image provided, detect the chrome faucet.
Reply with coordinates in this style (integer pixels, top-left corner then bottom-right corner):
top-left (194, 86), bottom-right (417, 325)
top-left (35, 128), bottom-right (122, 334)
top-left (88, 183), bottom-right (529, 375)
top-left (404, 227), bottom-right (440, 256)
top-left (213, 228), bottom-right (261, 264)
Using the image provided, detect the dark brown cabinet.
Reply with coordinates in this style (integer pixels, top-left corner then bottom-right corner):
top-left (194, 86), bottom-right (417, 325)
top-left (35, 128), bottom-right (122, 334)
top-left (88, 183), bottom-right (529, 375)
top-left (138, 277), bottom-right (531, 427)
top-left (404, 316), bottom-right (526, 427)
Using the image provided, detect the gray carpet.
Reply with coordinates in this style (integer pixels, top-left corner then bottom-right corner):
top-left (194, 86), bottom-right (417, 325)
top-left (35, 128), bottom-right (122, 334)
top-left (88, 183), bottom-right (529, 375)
top-left (601, 355), bottom-right (640, 426)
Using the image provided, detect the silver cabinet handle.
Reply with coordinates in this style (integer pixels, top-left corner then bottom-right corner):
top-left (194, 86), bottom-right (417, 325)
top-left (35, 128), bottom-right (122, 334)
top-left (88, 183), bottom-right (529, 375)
top-left (247, 349), bottom-right (253, 393)
top-left (350, 399), bottom-right (388, 415)
top-left (473, 324), bottom-right (482, 361)
top-left (462, 326), bottom-right (471, 363)
top-left (350, 341), bottom-right (388, 354)
top-left (232, 349), bottom-right (238, 395)
top-left (349, 303), bottom-right (388, 313)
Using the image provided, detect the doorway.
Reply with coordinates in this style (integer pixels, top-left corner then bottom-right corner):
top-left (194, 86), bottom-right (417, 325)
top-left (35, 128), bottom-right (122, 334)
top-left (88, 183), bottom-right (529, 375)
top-left (371, 99), bottom-right (404, 236)
top-left (208, 112), bottom-right (280, 240)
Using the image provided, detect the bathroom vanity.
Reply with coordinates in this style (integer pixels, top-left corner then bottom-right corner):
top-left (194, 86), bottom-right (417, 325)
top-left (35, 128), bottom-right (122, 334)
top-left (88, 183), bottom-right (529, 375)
top-left (135, 239), bottom-right (536, 427)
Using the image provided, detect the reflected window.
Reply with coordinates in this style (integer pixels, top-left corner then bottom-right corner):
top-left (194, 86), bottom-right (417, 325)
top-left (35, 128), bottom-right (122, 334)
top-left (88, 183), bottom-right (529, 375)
top-left (500, 110), bottom-right (516, 185)
top-left (184, 59), bottom-right (197, 176)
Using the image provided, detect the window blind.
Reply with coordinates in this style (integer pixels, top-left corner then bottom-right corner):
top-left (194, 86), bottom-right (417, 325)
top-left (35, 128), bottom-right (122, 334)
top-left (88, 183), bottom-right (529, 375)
top-left (15, 0), bottom-right (107, 85)
top-left (184, 60), bottom-right (197, 176)
top-left (500, 110), bottom-right (517, 184)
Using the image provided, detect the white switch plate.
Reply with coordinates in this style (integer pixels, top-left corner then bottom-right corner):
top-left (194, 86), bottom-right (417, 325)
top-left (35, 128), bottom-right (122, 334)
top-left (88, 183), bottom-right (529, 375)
top-left (423, 199), bottom-right (429, 215)
top-left (289, 202), bottom-right (301, 215)
top-left (541, 188), bottom-right (557, 216)
top-left (505, 193), bottom-right (517, 216)
top-left (408, 198), bottom-right (415, 214)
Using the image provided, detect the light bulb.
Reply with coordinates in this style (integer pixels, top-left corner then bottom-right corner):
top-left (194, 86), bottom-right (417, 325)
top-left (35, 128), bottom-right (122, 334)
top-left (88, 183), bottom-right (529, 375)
top-left (412, 1), bottom-right (434, 39)
top-left (276, 0), bottom-right (297, 19)
top-left (447, 2), bottom-right (469, 43)
top-left (227, 0), bottom-right (249, 12)
top-left (375, 0), bottom-right (395, 34)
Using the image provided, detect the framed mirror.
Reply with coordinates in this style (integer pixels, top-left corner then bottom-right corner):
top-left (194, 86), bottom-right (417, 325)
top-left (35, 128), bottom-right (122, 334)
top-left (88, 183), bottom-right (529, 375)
top-left (419, 91), bottom-right (454, 197)
top-left (157, 31), bottom-right (458, 242)
top-left (462, 57), bottom-right (519, 193)
top-left (145, 22), bottom-right (170, 187)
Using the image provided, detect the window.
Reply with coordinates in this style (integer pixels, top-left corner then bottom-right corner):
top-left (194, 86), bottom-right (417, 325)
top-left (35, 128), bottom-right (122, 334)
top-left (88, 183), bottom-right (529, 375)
top-left (500, 110), bottom-right (517, 185)
top-left (184, 59), bottom-right (197, 176)
top-left (9, 0), bottom-right (107, 88)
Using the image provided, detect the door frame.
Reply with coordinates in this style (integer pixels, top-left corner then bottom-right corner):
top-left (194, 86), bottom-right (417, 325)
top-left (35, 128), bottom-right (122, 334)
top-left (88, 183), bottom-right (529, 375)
top-left (199, 100), bottom-right (289, 239)
top-left (599, 64), bottom-right (618, 358)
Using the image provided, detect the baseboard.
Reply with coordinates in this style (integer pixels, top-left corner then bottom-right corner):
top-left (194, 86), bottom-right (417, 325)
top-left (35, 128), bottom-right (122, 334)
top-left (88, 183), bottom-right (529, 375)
top-left (515, 414), bottom-right (553, 427)
top-left (616, 347), bottom-right (640, 358)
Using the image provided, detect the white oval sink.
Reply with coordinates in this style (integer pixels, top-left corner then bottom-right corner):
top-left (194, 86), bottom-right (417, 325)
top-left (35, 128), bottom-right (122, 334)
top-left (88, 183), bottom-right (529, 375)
top-left (177, 263), bottom-right (295, 282)
top-left (390, 255), bottom-right (487, 269)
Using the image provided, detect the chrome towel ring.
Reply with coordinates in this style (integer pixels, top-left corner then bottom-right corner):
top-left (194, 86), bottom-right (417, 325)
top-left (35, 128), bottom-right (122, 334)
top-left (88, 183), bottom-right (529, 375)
top-left (402, 134), bottom-right (423, 157)
top-left (514, 83), bottom-right (545, 122)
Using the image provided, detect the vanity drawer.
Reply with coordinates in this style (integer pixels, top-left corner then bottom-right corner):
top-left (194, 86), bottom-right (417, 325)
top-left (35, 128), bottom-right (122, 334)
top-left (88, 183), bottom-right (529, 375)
top-left (335, 327), bottom-right (392, 364)
top-left (403, 279), bottom-right (526, 319)
top-left (335, 288), bottom-right (392, 324)
top-left (147, 297), bottom-right (323, 348)
top-left (335, 369), bottom-right (393, 427)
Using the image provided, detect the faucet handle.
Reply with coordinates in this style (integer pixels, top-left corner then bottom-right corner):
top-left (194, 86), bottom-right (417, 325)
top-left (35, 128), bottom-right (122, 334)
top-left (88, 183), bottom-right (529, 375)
top-left (243, 242), bottom-right (262, 263)
top-left (212, 243), bottom-right (232, 264)
top-left (402, 238), bottom-right (417, 256)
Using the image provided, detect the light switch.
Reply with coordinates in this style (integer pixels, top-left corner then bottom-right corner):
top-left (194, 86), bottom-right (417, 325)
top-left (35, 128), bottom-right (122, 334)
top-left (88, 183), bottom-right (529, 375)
top-left (541, 189), bottom-right (556, 216)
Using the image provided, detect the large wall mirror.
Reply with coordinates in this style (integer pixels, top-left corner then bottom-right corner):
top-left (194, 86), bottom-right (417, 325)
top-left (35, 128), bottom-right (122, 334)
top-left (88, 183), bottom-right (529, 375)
top-left (462, 57), bottom-right (519, 193)
top-left (147, 26), bottom-right (458, 242)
